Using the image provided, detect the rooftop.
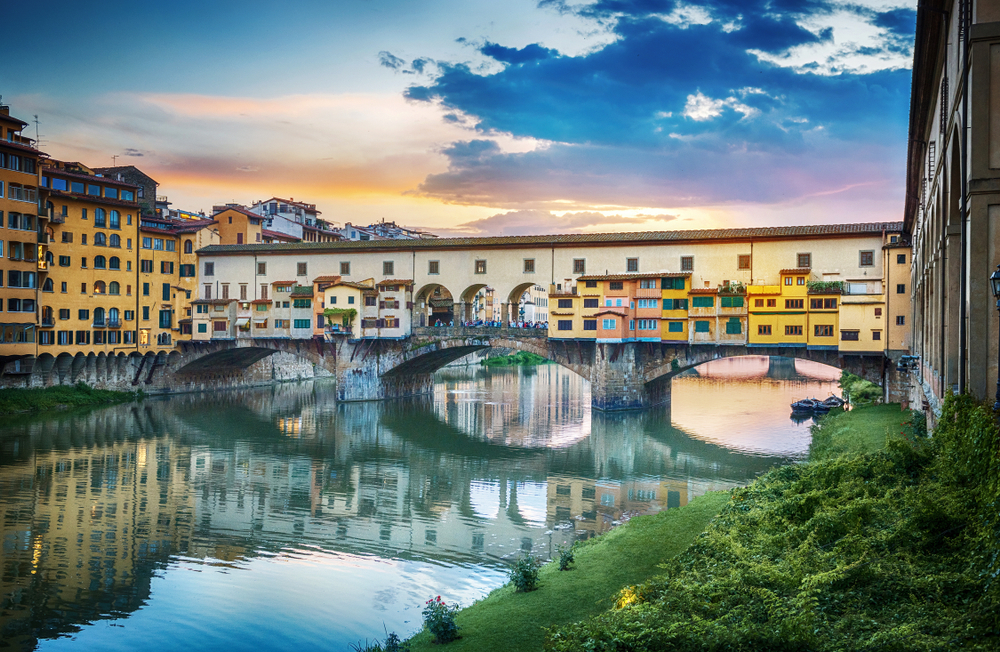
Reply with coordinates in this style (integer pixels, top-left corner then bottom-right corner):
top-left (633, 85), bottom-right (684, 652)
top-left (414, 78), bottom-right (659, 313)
top-left (780, 268), bottom-right (813, 275)
top-left (198, 222), bottom-right (901, 256)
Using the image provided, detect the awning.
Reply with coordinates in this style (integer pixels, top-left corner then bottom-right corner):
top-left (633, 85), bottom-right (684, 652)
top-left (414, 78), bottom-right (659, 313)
top-left (253, 319), bottom-right (267, 325)
top-left (236, 318), bottom-right (250, 327)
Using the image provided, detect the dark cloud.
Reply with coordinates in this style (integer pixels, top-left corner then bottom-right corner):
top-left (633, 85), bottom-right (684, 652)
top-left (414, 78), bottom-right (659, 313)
top-left (124, 148), bottom-right (144, 157)
top-left (378, 51), bottom-right (405, 70)
top-left (404, 0), bottom-right (914, 209)
top-left (480, 41), bottom-right (557, 64)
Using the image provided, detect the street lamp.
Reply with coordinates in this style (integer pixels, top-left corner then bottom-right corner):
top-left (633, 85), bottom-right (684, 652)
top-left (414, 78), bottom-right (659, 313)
top-left (991, 265), bottom-right (1000, 410)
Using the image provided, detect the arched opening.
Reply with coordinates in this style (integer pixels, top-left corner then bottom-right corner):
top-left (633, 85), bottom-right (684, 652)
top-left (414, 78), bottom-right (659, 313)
top-left (94, 232), bottom-right (107, 247)
top-left (109, 281), bottom-right (120, 296)
top-left (109, 256), bottom-right (120, 270)
top-left (94, 307), bottom-right (106, 326)
top-left (42, 278), bottom-right (54, 293)
top-left (458, 283), bottom-right (489, 323)
top-left (110, 234), bottom-right (121, 248)
top-left (184, 239), bottom-right (193, 254)
top-left (94, 255), bottom-right (106, 269)
top-left (414, 283), bottom-right (455, 327)
top-left (506, 282), bottom-right (546, 327)
top-left (94, 280), bottom-right (106, 294)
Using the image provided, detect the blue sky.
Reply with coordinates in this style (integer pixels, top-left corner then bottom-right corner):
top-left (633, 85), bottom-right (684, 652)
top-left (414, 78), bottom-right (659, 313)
top-left (6, 0), bottom-right (916, 234)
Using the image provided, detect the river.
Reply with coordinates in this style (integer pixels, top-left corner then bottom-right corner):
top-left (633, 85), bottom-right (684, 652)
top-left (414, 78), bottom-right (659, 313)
top-left (0, 356), bottom-right (839, 651)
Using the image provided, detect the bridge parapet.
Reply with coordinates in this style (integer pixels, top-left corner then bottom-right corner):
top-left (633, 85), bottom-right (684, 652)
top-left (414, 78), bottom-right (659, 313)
top-left (412, 326), bottom-right (548, 340)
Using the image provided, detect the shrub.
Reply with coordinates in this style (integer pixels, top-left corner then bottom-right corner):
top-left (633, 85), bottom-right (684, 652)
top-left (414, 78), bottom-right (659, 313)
top-left (422, 596), bottom-right (459, 644)
top-left (839, 370), bottom-right (881, 404)
top-left (509, 553), bottom-right (541, 591)
top-left (557, 544), bottom-right (575, 571)
top-left (350, 631), bottom-right (407, 652)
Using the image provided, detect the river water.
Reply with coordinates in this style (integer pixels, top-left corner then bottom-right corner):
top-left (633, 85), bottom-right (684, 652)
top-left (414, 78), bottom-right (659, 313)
top-left (0, 356), bottom-right (839, 651)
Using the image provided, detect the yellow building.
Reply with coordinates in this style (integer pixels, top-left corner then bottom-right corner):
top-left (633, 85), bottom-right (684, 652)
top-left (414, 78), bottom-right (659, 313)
top-left (40, 160), bottom-right (142, 356)
top-left (213, 206), bottom-right (263, 245)
top-left (660, 274), bottom-right (690, 342)
top-left (0, 104), bottom-right (43, 370)
top-left (748, 268), bottom-right (810, 348)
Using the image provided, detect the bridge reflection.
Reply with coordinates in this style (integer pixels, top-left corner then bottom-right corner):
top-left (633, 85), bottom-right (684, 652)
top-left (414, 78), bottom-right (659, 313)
top-left (0, 361), bottom-right (825, 649)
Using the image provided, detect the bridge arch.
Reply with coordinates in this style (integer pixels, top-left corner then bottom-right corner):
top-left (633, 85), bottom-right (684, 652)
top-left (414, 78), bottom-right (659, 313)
top-left (415, 282), bottom-right (456, 327)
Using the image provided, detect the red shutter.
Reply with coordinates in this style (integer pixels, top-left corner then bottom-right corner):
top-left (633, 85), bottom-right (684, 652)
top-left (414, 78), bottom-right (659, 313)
top-left (406, 301), bottom-right (413, 309)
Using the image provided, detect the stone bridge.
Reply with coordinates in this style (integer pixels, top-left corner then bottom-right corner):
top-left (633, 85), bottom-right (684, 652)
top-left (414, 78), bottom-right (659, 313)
top-left (158, 327), bottom-right (884, 410)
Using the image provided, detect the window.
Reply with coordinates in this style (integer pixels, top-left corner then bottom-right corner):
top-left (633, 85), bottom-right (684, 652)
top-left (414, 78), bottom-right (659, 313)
top-left (758, 324), bottom-right (772, 335)
top-left (797, 253), bottom-right (811, 268)
top-left (164, 239), bottom-right (174, 251)
top-left (815, 325), bottom-right (834, 337)
top-left (859, 250), bottom-right (874, 267)
top-left (81, 282), bottom-right (87, 293)
top-left (680, 256), bottom-right (693, 271)
top-left (94, 232), bottom-right (107, 246)
top-left (142, 237), bottom-right (152, 249)
top-left (180, 264), bottom-right (195, 277)
top-left (142, 306), bottom-right (150, 321)
top-left (662, 298), bottom-right (688, 310)
top-left (61, 232), bottom-right (73, 243)
top-left (720, 296), bottom-right (743, 307)
top-left (162, 283), bottom-right (171, 301)
top-left (873, 330), bottom-right (882, 340)
top-left (738, 254), bottom-right (751, 270)
top-left (797, 277), bottom-right (805, 285)
top-left (153, 238), bottom-right (164, 250)
top-left (692, 296), bottom-right (714, 308)
top-left (340, 261), bottom-right (350, 275)
top-left (767, 299), bottom-right (776, 307)
top-left (609, 281), bottom-right (623, 291)
top-left (258, 262), bottom-right (267, 275)
top-left (637, 319), bottom-right (657, 330)
top-left (663, 321), bottom-right (681, 333)
top-left (297, 262), bottom-right (307, 276)
top-left (58, 255), bottom-right (70, 267)
top-left (626, 258), bottom-right (638, 272)
top-left (78, 309), bottom-right (90, 320)
top-left (573, 259), bottom-right (585, 274)
top-left (347, 296), bottom-right (354, 305)
top-left (897, 253), bottom-right (906, 264)
top-left (784, 277), bottom-right (793, 286)
top-left (896, 315), bottom-right (905, 325)
top-left (159, 310), bottom-right (172, 328)
top-left (557, 320), bottom-right (573, 331)
top-left (110, 211), bottom-right (120, 229)
top-left (81, 257), bottom-right (87, 268)
top-left (293, 298), bottom-right (311, 308)
top-left (185, 240), bottom-right (193, 254)
top-left (583, 319), bottom-right (597, 331)
top-left (198, 323), bottom-right (207, 333)
top-left (637, 299), bottom-right (658, 308)
top-left (584, 298), bottom-right (599, 308)
top-left (109, 281), bottom-right (120, 295)
top-left (639, 279), bottom-right (656, 289)
top-left (161, 261), bottom-right (174, 274)
top-left (523, 259), bottom-right (535, 273)
top-left (558, 299), bottom-right (573, 308)
top-left (473, 259), bottom-right (486, 274)
top-left (141, 259), bottom-right (153, 273)
top-left (293, 319), bottom-right (311, 329)
top-left (110, 234), bottom-right (120, 247)
top-left (143, 282), bottom-right (150, 296)
top-left (204, 262), bottom-right (214, 276)
top-left (213, 320), bottom-right (227, 332)
top-left (785, 299), bottom-right (803, 309)
top-left (221, 284), bottom-right (230, 300)
top-left (601, 318), bottom-right (616, 329)
top-left (661, 277), bottom-right (685, 290)
top-left (755, 299), bottom-right (764, 307)
top-left (94, 255), bottom-right (106, 269)
top-left (725, 318), bottom-right (742, 334)
top-left (585, 280), bottom-right (597, 288)
top-left (841, 330), bottom-right (860, 341)
top-left (629, 320), bottom-right (635, 330)
top-left (94, 208), bottom-right (106, 227)
top-left (896, 283), bottom-right (906, 294)
top-left (875, 307), bottom-right (882, 317)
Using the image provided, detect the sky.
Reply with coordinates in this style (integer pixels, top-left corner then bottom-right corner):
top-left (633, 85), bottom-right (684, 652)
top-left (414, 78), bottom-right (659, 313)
top-left (5, 0), bottom-right (916, 236)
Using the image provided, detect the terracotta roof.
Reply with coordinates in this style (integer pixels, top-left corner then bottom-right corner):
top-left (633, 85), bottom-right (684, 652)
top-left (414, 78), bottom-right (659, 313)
top-left (191, 299), bottom-right (234, 305)
top-left (0, 111), bottom-right (29, 127)
top-left (41, 166), bottom-right (138, 188)
top-left (593, 308), bottom-right (628, 316)
top-left (197, 222), bottom-right (902, 256)
top-left (250, 299), bottom-right (272, 304)
top-left (271, 280), bottom-right (295, 286)
top-left (0, 139), bottom-right (45, 156)
top-left (780, 268), bottom-right (812, 275)
top-left (377, 279), bottom-right (414, 287)
top-left (689, 288), bottom-right (719, 294)
top-left (214, 205), bottom-right (266, 222)
top-left (312, 275), bottom-right (342, 283)
top-left (328, 280), bottom-right (372, 290)
top-left (262, 228), bottom-right (300, 241)
top-left (577, 272), bottom-right (665, 281)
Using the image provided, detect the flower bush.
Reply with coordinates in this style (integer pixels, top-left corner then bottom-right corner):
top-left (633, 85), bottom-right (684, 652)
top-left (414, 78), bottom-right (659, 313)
top-left (422, 595), bottom-right (459, 643)
top-left (509, 553), bottom-right (541, 592)
top-left (557, 544), bottom-right (575, 571)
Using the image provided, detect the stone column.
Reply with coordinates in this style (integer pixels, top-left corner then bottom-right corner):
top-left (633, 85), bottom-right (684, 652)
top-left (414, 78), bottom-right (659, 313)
top-left (589, 342), bottom-right (668, 410)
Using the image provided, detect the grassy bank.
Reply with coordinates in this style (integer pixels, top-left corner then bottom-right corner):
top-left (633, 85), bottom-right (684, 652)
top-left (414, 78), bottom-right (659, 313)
top-left (0, 383), bottom-right (142, 416)
top-left (406, 492), bottom-right (730, 652)
top-left (547, 399), bottom-right (1000, 651)
top-left (481, 351), bottom-right (551, 366)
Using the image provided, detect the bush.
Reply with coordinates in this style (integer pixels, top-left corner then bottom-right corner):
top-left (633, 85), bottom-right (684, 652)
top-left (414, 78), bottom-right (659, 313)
top-left (557, 544), bottom-right (575, 571)
top-left (422, 596), bottom-right (459, 644)
top-left (509, 554), bottom-right (541, 592)
top-left (839, 370), bottom-right (881, 404)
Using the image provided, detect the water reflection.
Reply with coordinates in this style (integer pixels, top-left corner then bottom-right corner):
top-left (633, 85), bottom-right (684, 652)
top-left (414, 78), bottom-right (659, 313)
top-left (0, 356), bottom-right (837, 651)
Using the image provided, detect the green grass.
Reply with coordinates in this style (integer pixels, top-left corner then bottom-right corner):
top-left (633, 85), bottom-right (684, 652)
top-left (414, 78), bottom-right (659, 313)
top-left (406, 492), bottom-right (730, 652)
top-left (481, 351), bottom-right (551, 366)
top-left (0, 383), bottom-right (142, 416)
top-left (808, 403), bottom-right (911, 460)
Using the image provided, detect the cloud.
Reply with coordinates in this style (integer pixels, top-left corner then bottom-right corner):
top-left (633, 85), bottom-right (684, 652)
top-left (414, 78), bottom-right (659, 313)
top-left (236, 165), bottom-right (259, 172)
top-left (432, 209), bottom-right (679, 236)
top-left (401, 0), bottom-right (914, 212)
top-left (123, 148), bottom-right (144, 157)
top-left (378, 51), bottom-right (406, 70)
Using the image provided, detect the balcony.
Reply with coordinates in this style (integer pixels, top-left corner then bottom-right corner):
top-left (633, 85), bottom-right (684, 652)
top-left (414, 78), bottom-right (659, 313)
top-left (40, 318), bottom-right (55, 327)
top-left (92, 320), bottom-right (107, 328)
top-left (107, 319), bottom-right (122, 329)
top-left (9, 187), bottom-right (37, 203)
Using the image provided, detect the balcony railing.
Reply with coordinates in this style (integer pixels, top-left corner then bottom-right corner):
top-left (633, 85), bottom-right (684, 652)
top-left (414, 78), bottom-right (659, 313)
top-left (107, 319), bottom-right (121, 329)
top-left (92, 320), bottom-right (107, 328)
top-left (9, 187), bottom-right (37, 203)
top-left (40, 318), bottom-right (55, 327)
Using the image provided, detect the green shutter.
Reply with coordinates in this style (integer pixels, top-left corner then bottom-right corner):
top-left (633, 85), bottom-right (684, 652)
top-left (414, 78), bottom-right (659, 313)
top-left (662, 298), bottom-right (673, 310)
top-left (668, 321), bottom-right (684, 333)
top-left (695, 320), bottom-right (710, 333)
top-left (692, 296), bottom-right (714, 308)
top-left (726, 317), bottom-right (742, 334)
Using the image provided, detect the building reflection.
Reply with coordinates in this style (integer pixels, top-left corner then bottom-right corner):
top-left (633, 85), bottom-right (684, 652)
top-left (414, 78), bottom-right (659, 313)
top-left (0, 359), bottom-right (821, 650)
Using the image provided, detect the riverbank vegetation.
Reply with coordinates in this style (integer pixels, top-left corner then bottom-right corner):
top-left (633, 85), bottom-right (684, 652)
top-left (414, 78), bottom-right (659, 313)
top-left (546, 397), bottom-right (999, 651)
top-left (481, 351), bottom-right (551, 366)
top-left (405, 492), bottom-right (730, 652)
top-left (0, 383), bottom-right (143, 416)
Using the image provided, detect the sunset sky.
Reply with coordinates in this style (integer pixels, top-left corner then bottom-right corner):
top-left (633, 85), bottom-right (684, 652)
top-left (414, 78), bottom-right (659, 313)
top-left (6, 0), bottom-right (916, 235)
